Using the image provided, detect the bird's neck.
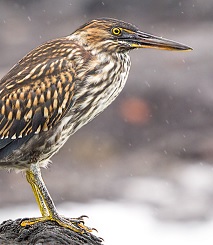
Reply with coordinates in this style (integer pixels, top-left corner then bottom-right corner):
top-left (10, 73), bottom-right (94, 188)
top-left (64, 34), bottom-right (131, 134)
top-left (68, 50), bottom-right (131, 134)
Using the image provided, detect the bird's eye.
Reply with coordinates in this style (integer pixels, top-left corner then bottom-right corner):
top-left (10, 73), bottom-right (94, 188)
top-left (111, 27), bottom-right (122, 36)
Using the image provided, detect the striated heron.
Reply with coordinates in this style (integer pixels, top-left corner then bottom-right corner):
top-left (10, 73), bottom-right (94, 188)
top-left (0, 18), bottom-right (192, 233)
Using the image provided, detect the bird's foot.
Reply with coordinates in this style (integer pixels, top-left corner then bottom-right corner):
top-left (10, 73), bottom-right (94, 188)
top-left (21, 214), bottom-right (94, 234)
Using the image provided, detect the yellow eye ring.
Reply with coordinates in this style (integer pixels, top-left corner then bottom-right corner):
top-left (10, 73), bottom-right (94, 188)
top-left (112, 27), bottom-right (122, 36)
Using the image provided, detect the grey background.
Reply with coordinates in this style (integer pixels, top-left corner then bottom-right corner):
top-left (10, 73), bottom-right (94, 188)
top-left (0, 0), bottom-right (213, 222)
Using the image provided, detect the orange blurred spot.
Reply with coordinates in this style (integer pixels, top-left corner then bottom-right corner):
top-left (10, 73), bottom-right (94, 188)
top-left (119, 97), bottom-right (151, 125)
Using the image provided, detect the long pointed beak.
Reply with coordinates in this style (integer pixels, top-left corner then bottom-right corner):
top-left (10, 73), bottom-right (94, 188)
top-left (130, 30), bottom-right (192, 51)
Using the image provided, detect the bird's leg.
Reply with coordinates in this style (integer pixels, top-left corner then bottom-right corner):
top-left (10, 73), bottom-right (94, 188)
top-left (21, 163), bottom-right (93, 233)
top-left (25, 170), bottom-right (49, 217)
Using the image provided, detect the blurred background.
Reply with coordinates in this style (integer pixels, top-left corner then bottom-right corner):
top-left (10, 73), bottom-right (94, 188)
top-left (0, 0), bottom-right (213, 244)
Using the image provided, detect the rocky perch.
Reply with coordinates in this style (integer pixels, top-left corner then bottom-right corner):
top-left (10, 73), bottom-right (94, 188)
top-left (0, 219), bottom-right (104, 245)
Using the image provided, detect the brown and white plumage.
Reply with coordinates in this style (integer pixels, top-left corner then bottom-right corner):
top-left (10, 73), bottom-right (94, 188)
top-left (0, 18), bottom-right (192, 233)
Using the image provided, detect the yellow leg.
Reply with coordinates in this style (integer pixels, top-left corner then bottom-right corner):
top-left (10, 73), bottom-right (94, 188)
top-left (21, 163), bottom-right (93, 233)
top-left (26, 170), bottom-right (49, 217)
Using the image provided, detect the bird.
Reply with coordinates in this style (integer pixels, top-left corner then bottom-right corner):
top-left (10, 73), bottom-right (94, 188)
top-left (0, 18), bottom-right (192, 233)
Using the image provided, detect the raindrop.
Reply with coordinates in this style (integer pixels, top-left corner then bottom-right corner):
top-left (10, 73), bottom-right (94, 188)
top-left (197, 88), bottom-right (201, 93)
top-left (28, 16), bottom-right (31, 22)
top-left (145, 81), bottom-right (150, 88)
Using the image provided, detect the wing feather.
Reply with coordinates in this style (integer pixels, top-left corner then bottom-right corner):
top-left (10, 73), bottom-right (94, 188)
top-left (0, 39), bottom-right (77, 140)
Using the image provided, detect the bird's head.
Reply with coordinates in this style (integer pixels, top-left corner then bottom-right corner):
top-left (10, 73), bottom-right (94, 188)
top-left (72, 18), bottom-right (192, 53)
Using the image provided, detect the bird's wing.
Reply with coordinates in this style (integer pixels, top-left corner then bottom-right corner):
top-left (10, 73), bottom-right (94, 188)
top-left (0, 40), bottom-right (77, 140)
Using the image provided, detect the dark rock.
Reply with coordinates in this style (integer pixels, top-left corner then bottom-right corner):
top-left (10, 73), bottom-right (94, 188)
top-left (0, 219), bottom-right (103, 245)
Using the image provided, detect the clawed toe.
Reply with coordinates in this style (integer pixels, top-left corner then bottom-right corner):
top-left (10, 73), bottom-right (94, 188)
top-left (20, 214), bottom-right (95, 234)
